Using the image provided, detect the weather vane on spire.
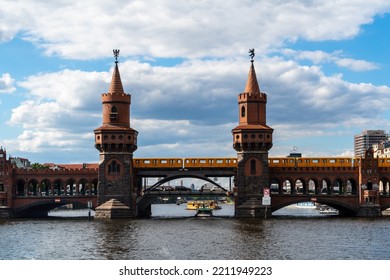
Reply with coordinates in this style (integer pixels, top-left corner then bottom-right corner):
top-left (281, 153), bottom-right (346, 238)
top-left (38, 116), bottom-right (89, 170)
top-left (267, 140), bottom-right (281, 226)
top-left (113, 49), bottom-right (120, 64)
top-left (249, 48), bottom-right (255, 63)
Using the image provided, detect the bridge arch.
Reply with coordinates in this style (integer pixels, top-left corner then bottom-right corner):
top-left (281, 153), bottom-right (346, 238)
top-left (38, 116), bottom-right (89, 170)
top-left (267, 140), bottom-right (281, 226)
top-left (146, 173), bottom-right (228, 192)
top-left (13, 198), bottom-right (95, 218)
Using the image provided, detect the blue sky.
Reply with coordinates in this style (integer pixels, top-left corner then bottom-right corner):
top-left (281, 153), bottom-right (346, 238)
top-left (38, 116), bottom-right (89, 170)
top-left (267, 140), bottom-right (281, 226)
top-left (1, 1), bottom-right (390, 164)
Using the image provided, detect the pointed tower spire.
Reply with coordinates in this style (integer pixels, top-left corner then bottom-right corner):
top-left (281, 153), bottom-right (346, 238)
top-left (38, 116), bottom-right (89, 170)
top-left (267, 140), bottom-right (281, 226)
top-left (108, 49), bottom-right (125, 94)
top-left (244, 49), bottom-right (261, 95)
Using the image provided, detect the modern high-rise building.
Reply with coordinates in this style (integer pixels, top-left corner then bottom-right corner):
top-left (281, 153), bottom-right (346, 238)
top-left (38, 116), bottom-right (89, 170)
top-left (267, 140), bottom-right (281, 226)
top-left (354, 130), bottom-right (388, 156)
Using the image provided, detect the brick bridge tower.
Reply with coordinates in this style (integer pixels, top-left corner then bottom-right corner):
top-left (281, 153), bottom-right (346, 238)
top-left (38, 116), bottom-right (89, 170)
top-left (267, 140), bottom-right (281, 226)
top-left (94, 50), bottom-right (138, 218)
top-left (232, 49), bottom-right (274, 218)
top-left (357, 148), bottom-right (382, 217)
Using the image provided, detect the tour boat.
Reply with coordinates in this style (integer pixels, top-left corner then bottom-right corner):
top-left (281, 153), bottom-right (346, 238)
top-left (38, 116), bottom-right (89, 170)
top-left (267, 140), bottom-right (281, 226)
top-left (186, 200), bottom-right (221, 210)
top-left (195, 206), bottom-right (214, 217)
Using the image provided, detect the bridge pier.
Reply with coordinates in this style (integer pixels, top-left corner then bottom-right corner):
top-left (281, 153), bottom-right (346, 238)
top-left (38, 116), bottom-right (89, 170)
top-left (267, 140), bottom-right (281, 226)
top-left (235, 198), bottom-right (272, 219)
top-left (0, 208), bottom-right (14, 219)
top-left (137, 204), bottom-right (152, 218)
top-left (357, 205), bottom-right (382, 217)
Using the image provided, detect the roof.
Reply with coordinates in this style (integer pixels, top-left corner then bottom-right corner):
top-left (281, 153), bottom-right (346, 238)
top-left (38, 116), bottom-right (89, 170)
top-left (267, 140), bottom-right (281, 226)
top-left (244, 61), bottom-right (261, 95)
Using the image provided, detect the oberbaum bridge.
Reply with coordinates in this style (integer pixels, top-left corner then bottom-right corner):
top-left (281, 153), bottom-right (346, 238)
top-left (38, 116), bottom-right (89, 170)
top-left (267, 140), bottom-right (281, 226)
top-left (1, 49), bottom-right (390, 219)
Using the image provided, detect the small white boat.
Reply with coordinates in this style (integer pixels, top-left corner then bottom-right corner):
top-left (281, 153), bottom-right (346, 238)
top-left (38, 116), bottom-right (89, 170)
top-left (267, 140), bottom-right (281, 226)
top-left (318, 205), bottom-right (339, 215)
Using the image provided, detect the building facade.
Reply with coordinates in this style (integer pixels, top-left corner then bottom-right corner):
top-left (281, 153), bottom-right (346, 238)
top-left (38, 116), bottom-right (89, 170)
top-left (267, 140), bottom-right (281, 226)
top-left (354, 130), bottom-right (388, 157)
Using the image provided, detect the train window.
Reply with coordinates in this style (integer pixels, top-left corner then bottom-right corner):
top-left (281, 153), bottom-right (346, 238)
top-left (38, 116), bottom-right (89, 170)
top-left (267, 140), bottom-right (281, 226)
top-left (143, 160), bottom-right (151, 164)
top-left (312, 159), bottom-right (319, 163)
top-left (216, 159), bottom-right (223, 164)
top-left (161, 160), bottom-right (167, 164)
top-left (329, 159), bottom-right (336, 163)
top-left (199, 159), bottom-right (206, 164)
top-left (290, 159), bottom-right (294, 163)
top-left (273, 159), bottom-right (280, 163)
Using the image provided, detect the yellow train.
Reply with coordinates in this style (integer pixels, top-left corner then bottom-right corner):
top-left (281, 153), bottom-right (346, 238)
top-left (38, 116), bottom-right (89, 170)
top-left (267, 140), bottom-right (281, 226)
top-left (268, 157), bottom-right (359, 168)
top-left (133, 158), bottom-right (237, 169)
top-left (133, 157), bottom-right (390, 169)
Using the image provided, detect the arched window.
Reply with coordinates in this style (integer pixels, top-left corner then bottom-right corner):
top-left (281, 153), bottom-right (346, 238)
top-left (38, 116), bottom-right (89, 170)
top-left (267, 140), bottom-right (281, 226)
top-left (241, 106), bottom-right (246, 118)
top-left (250, 159), bottom-right (256, 175)
top-left (110, 106), bottom-right (118, 120)
top-left (108, 160), bottom-right (120, 175)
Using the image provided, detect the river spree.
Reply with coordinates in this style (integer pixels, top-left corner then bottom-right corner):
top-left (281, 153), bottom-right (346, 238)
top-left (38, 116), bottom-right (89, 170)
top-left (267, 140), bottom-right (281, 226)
top-left (1, 204), bottom-right (389, 260)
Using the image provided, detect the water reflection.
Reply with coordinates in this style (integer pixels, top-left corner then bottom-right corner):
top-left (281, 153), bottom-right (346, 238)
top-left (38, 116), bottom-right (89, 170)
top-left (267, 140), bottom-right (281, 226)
top-left (1, 204), bottom-right (390, 260)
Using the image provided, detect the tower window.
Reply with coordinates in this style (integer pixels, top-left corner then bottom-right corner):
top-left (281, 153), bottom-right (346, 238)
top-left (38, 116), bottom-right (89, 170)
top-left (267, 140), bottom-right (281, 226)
top-left (250, 159), bottom-right (256, 175)
top-left (108, 160), bottom-right (121, 175)
top-left (241, 106), bottom-right (246, 117)
top-left (110, 106), bottom-right (118, 120)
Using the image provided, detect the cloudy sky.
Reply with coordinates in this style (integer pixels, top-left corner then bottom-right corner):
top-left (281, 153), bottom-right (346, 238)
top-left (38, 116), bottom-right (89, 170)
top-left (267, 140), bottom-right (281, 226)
top-left (1, 0), bottom-right (390, 164)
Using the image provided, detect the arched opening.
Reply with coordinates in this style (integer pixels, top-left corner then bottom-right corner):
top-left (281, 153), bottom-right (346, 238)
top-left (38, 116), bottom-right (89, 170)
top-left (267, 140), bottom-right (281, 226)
top-left (40, 179), bottom-right (51, 196)
top-left (321, 179), bottom-right (331, 195)
top-left (28, 179), bottom-right (39, 196)
top-left (308, 179), bottom-right (317, 194)
top-left (110, 106), bottom-right (118, 120)
top-left (139, 175), bottom-right (231, 212)
top-left (16, 179), bottom-right (25, 196)
top-left (78, 178), bottom-right (88, 195)
top-left (332, 179), bottom-right (342, 195)
top-left (295, 179), bottom-right (305, 194)
top-left (91, 178), bottom-right (98, 195)
top-left (66, 179), bottom-right (76, 195)
top-left (54, 179), bottom-right (63, 196)
top-left (283, 179), bottom-right (292, 194)
top-left (270, 179), bottom-right (280, 194)
top-left (250, 159), bottom-right (256, 175)
top-left (241, 106), bottom-right (245, 117)
top-left (379, 178), bottom-right (389, 196)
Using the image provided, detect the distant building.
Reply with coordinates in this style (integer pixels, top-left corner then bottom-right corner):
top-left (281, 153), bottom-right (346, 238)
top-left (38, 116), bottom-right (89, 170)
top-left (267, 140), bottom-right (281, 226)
top-left (373, 140), bottom-right (390, 158)
top-left (354, 130), bottom-right (388, 157)
top-left (10, 157), bottom-right (31, 169)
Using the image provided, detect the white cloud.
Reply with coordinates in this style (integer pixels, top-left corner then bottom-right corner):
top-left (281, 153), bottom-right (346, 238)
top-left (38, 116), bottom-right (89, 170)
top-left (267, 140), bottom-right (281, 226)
top-left (1, 1), bottom-right (389, 59)
top-left (5, 55), bottom-right (390, 161)
top-left (281, 49), bottom-right (379, 71)
top-left (0, 73), bottom-right (16, 93)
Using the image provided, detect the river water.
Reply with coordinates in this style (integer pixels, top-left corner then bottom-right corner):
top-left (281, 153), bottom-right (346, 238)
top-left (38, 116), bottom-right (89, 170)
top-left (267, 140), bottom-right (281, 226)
top-left (1, 204), bottom-right (389, 260)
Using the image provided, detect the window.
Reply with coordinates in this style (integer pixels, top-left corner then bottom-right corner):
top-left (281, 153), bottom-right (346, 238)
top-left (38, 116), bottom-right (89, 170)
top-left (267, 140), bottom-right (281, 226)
top-left (0, 182), bottom-right (4, 191)
top-left (108, 160), bottom-right (120, 175)
top-left (250, 159), bottom-right (256, 175)
top-left (110, 106), bottom-right (118, 120)
top-left (241, 106), bottom-right (246, 117)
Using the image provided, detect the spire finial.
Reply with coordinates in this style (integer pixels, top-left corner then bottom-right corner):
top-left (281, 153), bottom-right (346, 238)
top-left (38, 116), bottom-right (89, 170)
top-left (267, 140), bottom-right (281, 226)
top-left (249, 48), bottom-right (255, 63)
top-left (113, 49), bottom-right (120, 64)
